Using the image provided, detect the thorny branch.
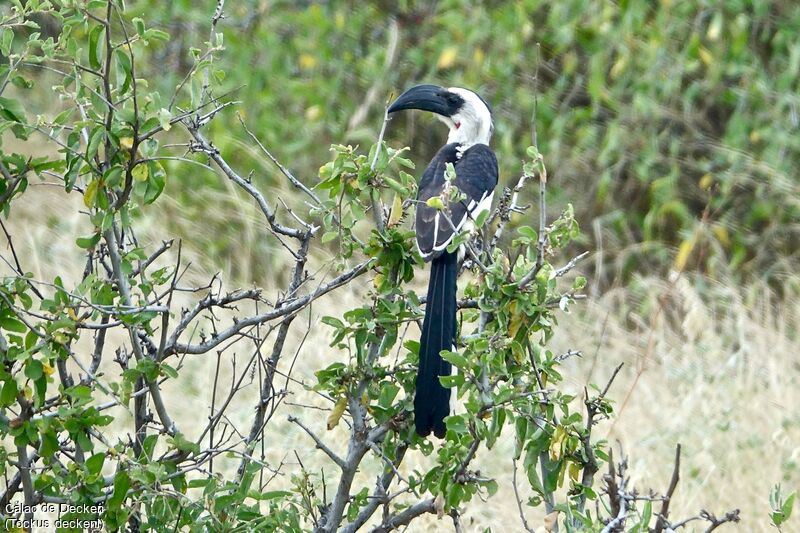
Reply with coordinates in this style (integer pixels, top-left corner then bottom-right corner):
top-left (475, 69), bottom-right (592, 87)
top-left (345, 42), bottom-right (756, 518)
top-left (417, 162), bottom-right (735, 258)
top-left (599, 446), bottom-right (740, 533)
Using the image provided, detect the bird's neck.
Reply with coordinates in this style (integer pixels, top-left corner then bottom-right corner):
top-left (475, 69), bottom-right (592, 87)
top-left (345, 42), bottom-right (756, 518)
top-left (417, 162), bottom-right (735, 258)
top-left (446, 120), bottom-right (491, 148)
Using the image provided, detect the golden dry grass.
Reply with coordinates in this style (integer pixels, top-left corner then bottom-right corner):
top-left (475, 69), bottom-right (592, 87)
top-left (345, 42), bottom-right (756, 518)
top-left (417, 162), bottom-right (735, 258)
top-left (4, 166), bottom-right (798, 532)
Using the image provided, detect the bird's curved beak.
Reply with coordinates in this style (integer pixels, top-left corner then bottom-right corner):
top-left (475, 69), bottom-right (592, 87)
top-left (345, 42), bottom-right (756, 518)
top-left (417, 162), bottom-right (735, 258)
top-left (388, 84), bottom-right (449, 116)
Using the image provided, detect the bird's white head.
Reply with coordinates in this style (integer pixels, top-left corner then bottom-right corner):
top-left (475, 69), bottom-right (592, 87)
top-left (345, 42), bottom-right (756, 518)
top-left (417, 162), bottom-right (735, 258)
top-left (440, 87), bottom-right (493, 147)
top-left (387, 84), bottom-right (494, 149)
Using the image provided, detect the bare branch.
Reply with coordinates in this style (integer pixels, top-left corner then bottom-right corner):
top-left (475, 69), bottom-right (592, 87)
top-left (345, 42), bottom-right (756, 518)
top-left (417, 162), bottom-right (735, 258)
top-left (188, 126), bottom-right (310, 240)
top-left (288, 415), bottom-right (346, 469)
top-left (168, 259), bottom-right (371, 355)
top-left (237, 114), bottom-right (325, 208)
top-left (103, 223), bottom-right (177, 435)
top-left (368, 498), bottom-right (436, 533)
top-left (512, 457), bottom-right (536, 533)
top-left (654, 444), bottom-right (682, 533)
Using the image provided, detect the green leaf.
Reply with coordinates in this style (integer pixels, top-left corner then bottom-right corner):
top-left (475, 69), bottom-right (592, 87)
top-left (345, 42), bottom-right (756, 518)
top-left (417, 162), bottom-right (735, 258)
top-left (0, 96), bottom-right (25, 123)
top-left (115, 49), bottom-right (133, 94)
top-left (1, 379), bottom-right (17, 407)
top-left (145, 29), bottom-right (170, 42)
top-left (382, 176), bottom-right (408, 196)
top-left (85, 452), bottom-right (105, 475)
top-left (24, 360), bottom-right (43, 380)
top-left (783, 492), bottom-right (796, 520)
top-left (641, 499), bottom-right (652, 527)
top-left (483, 479), bottom-right (498, 497)
top-left (88, 25), bottom-right (105, 70)
top-left (439, 373), bottom-right (464, 388)
top-left (76, 233), bottom-right (101, 250)
top-left (170, 432), bottom-right (200, 455)
top-left (76, 429), bottom-right (93, 452)
top-left (254, 490), bottom-right (292, 501)
top-left (108, 470), bottom-right (130, 510)
top-left (474, 208), bottom-right (489, 227)
top-left (0, 316), bottom-right (26, 333)
top-left (52, 108), bottom-right (73, 126)
top-left (143, 161), bottom-right (166, 204)
top-left (39, 430), bottom-right (59, 458)
top-left (86, 126), bottom-right (105, 160)
top-left (132, 18), bottom-right (145, 36)
top-left (0, 28), bottom-right (12, 56)
top-left (517, 226), bottom-right (537, 241)
top-left (321, 316), bottom-right (345, 329)
top-left (445, 414), bottom-right (467, 433)
top-left (440, 350), bottom-right (468, 369)
top-left (160, 364), bottom-right (178, 379)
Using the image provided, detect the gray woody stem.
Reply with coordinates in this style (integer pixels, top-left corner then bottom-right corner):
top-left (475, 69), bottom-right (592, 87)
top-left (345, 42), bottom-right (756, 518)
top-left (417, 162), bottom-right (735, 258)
top-left (103, 224), bottom-right (177, 435)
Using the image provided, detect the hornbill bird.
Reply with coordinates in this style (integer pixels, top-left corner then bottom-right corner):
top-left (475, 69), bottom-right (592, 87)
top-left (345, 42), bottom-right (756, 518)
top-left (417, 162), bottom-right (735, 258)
top-left (388, 85), bottom-right (498, 438)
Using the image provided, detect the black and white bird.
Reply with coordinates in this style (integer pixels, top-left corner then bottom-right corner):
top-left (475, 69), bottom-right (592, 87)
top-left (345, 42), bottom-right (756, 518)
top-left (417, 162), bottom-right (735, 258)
top-left (388, 85), bottom-right (498, 438)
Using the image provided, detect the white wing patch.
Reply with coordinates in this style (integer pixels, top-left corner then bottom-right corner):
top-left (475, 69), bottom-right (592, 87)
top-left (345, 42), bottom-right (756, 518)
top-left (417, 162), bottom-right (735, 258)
top-left (427, 190), bottom-right (495, 254)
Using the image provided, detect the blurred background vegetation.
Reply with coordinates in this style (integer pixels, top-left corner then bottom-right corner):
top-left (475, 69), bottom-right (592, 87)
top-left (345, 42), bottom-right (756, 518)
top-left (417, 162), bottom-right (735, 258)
top-left (4, 0), bottom-right (799, 530)
top-left (95, 0), bottom-right (800, 290)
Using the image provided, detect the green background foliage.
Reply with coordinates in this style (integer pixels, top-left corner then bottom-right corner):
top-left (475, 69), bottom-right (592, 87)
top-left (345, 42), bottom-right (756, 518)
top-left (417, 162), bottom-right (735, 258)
top-left (106, 0), bottom-right (800, 286)
top-left (1, 0), bottom-right (798, 531)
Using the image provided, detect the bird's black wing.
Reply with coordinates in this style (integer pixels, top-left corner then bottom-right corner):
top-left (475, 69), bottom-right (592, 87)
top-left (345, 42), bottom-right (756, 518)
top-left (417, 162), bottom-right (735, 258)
top-left (415, 143), bottom-right (499, 260)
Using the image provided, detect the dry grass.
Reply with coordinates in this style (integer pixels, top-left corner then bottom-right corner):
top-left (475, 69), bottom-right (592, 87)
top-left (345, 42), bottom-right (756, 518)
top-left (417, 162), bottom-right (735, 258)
top-left (4, 168), bottom-right (798, 532)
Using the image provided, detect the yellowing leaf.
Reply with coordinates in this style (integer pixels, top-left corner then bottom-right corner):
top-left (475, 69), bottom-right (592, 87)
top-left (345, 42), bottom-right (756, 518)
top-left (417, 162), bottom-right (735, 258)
top-left (434, 494), bottom-right (445, 518)
top-left (437, 47), bottom-right (458, 69)
top-left (299, 53), bottom-right (317, 70)
top-left (305, 105), bottom-right (321, 121)
top-left (610, 56), bottom-right (627, 79)
top-left (326, 397), bottom-right (347, 430)
top-left (698, 46), bottom-right (713, 66)
top-left (563, 51), bottom-right (578, 75)
top-left (544, 511), bottom-right (559, 532)
top-left (521, 22), bottom-right (534, 40)
top-left (119, 136), bottom-right (134, 150)
top-left (569, 460), bottom-right (581, 482)
top-left (549, 425), bottom-right (566, 461)
top-left (387, 193), bottom-right (403, 227)
top-left (158, 107), bottom-right (172, 131)
top-left (334, 12), bottom-right (345, 29)
top-left (508, 305), bottom-right (524, 338)
top-left (707, 13), bottom-right (723, 41)
top-left (83, 180), bottom-right (98, 208)
top-left (67, 307), bottom-right (79, 321)
top-left (426, 197), bottom-right (445, 210)
top-left (132, 163), bottom-right (149, 182)
top-left (698, 173), bottom-right (714, 190)
top-left (43, 363), bottom-right (55, 377)
top-left (674, 236), bottom-right (696, 272)
top-left (713, 224), bottom-right (730, 246)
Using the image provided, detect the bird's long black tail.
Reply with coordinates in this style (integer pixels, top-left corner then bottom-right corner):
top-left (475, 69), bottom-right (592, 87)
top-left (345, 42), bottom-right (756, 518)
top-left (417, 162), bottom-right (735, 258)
top-left (415, 250), bottom-right (458, 438)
